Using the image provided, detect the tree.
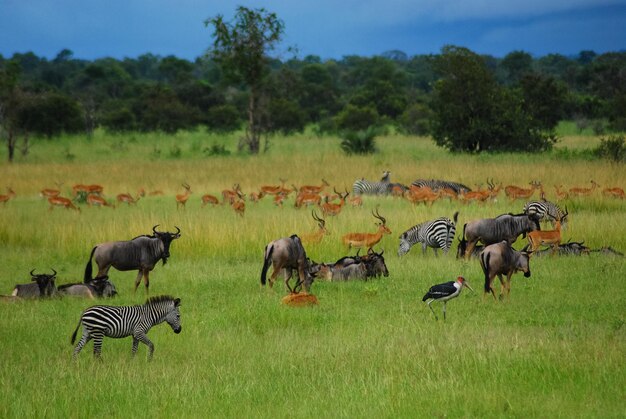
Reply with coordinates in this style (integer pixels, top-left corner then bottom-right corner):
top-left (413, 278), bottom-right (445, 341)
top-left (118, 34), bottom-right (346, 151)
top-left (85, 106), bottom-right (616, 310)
top-left (500, 50), bottom-right (533, 85)
top-left (206, 6), bottom-right (285, 153)
top-left (0, 60), bottom-right (22, 162)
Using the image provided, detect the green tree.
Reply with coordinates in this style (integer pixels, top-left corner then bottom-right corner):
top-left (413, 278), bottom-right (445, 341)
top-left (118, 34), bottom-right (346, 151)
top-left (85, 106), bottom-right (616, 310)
top-left (206, 6), bottom-right (285, 153)
top-left (0, 60), bottom-right (22, 161)
top-left (500, 50), bottom-right (533, 85)
top-left (518, 73), bottom-right (568, 130)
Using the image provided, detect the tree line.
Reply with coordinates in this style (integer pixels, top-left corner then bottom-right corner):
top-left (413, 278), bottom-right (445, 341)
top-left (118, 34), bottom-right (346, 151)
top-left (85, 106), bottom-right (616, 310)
top-left (0, 9), bottom-right (625, 160)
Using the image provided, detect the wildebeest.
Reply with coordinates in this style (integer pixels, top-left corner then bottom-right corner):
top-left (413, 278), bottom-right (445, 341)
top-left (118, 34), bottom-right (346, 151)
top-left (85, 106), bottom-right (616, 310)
top-left (84, 225), bottom-right (181, 293)
top-left (313, 248), bottom-right (389, 281)
top-left (11, 269), bottom-right (58, 298)
top-left (479, 241), bottom-right (532, 301)
top-left (534, 240), bottom-right (590, 257)
top-left (58, 276), bottom-right (118, 299)
top-left (456, 238), bottom-right (484, 259)
top-left (261, 234), bottom-right (313, 293)
top-left (461, 213), bottom-right (540, 259)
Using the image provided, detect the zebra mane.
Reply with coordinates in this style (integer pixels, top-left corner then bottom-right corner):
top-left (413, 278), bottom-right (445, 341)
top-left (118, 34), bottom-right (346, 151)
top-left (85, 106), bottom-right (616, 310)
top-left (145, 295), bottom-right (178, 305)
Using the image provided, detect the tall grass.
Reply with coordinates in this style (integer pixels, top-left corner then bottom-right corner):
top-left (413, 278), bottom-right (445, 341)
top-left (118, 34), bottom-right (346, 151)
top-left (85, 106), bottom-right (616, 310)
top-left (0, 131), bottom-right (624, 418)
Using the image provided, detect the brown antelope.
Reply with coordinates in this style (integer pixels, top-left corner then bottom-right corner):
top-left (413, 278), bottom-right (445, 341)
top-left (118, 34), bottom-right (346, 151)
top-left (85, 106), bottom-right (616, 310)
top-left (40, 182), bottom-right (63, 199)
top-left (86, 184), bottom-right (104, 195)
top-left (390, 184), bottom-right (406, 198)
top-left (48, 196), bottom-right (81, 212)
top-left (348, 194), bottom-right (363, 207)
top-left (0, 187), bottom-right (16, 205)
top-left (554, 185), bottom-right (569, 201)
top-left (569, 180), bottom-right (599, 197)
top-left (406, 185), bottom-right (441, 206)
top-left (260, 178), bottom-right (287, 196)
top-left (201, 194), bottom-right (220, 207)
top-left (301, 210), bottom-right (329, 245)
top-left (148, 190), bottom-right (164, 196)
top-left (504, 181), bottom-right (541, 200)
top-left (297, 179), bottom-right (329, 194)
top-left (273, 192), bottom-right (288, 207)
top-left (116, 193), bottom-right (140, 205)
top-left (72, 184), bottom-right (89, 197)
top-left (602, 187), bottom-right (625, 199)
top-left (438, 187), bottom-right (458, 201)
top-left (231, 199), bottom-right (245, 216)
top-left (222, 184), bottom-right (244, 205)
top-left (458, 188), bottom-right (490, 204)
top-left (320, 188), bottom-right (349, 216)
top-left (341, 208), bottom-right (391, 249)
top-left (86, 194), bottom-right (115, 208)
top-left (295, 191), bottom-right (322, 208)
top-left (486, 179), bottom-right (502, 200)
top-left (249, 190), bottom-right (265, 203)
top-left (175, 183), bottom-right (192, 209)
top-left (527, 209), bottom-right (568, 254)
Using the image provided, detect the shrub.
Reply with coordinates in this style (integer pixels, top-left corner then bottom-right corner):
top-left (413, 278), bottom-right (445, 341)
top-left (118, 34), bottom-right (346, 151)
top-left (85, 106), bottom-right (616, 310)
top-left (340, 127), bottom-right (378, 155)
top-left (398, 103), bottom-right (431, 135)
top-left (335, 104), bottom-right (379, 131)
top-left (594, 135), bottom-right (626, 162)
top-left (206, 104), bottom-right (241, 132)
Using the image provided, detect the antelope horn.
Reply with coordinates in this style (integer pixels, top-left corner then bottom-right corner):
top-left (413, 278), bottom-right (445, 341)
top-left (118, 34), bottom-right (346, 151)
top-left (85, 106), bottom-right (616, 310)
top-left (333, 187), bottom-right (340, 195)
top-left (373, 207), bottom-right (386, 224)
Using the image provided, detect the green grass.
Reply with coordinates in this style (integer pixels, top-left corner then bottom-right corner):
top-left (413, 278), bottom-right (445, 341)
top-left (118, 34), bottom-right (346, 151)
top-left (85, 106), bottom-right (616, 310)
top-left (0, 130), bottom-right (625, 418)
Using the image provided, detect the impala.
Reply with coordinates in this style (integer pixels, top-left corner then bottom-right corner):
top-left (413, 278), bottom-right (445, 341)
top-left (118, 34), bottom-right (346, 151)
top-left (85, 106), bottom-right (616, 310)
top-left (320, 188), bottom-right (349, 216)
top-left (602, 187), bottom-right (625, 199)
top-left (301, 210), bottom-right (329, 245)
top-left (260, 178), bottom-right (287, 195)
top-left (231, 199), bottom-right (245, 216)
top-left (175, 183), bottom-right (192, 209)
top-left (201, 194), bottom-right (220, 207)
top-left (249, 190), bottom-right (265, 203)
top-left (406, 185), bottom-right (441, 206)
top-left (504, 181), bottom-right (542, 200)
top-left (48, 196), bottom-right (81, 212)
top-left (295, 191), bottom-right (322, 208)
top-left (569, 180), bottom-right (599, 197)
top-left (527, 209), bottom-right (568, 254)
top-left (554, 185), bottom-right (569, 201)
top-left (341, 208), bottom-right (391, 249)
top-left (297, 179), bottom-right (329, 194)
top-left (222, 184), bottom-right (244, 205)
top-left (40, 182), bottom-right (63, 199)
top-left (0, 187), bottom-right (16, 205)
top-left (273, 192), bottom-right (288, 207)
top-left (116, 193), bottom-right (140, 205)
top-left (87, 184), bottom-right (104, 195)
top-left (348, 194), bottom-right (363, 207)
top-left (72, 184), bottom-right (89, 197)
top-left (86, 194), bottom-right (115, 208)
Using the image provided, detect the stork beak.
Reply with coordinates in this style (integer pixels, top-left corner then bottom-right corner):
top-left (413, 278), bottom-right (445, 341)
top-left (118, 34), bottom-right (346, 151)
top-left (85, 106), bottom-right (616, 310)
top-left (463, 281), bottom-right (475, 293)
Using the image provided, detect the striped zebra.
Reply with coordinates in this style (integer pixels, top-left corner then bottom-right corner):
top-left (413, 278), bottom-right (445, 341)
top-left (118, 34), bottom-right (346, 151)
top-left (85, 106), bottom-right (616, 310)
top-left (71, 295), bottom-right (181, 360)
top-left (522, 200), bottom-right (567, 228)
top-left (352, 170), bottom-right (392, 196)
top-left (398, 212), bottom-right (459, 256)
top-left (411, 179), bottom-right (471, 194)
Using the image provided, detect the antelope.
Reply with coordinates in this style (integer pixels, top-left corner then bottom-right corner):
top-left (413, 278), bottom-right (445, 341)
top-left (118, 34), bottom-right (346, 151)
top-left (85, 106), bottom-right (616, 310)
top-left (48, 196), bottom-right (81, 212)
top-left (201, 194), bottom-right (220, 207)
top-left (554, 185), bottom-right (569, 201)
top-left (116, 193), bottom-right (140, 205)
top-left (406, 185), bottom-right (441, 206)
top-left (87, 184), bottom-right (104, 195)
top-left (320, 188), bottom-right (349, 216)
top-left (86, 194), bottom-right (115, 208)
top-left (504, 181), bottom-right (542, 201)
top-left (301, 210), bottom-right (329, 245)
top-left (297, 179), bottom-right (330, 195)
top-left (148, 190), bottom-right (164, 196)
top-left (260, 178), bottom-right (287, 195)
top-left (222, 184), bottom-right (244, 205)
top-left (390, 184), bottom-right (407, 198)
top-left (341, 208), bottom-right (391, 249)
top-left (249, 190), bottom-right (265, 203)
top-left (569, 180), bottom-right (599, 197)
top-left (40, 182), bottom-right (63, 199)
top-left (295, 191), bottom-right (322, 208)
top-left (602, 187), bottom-right (625, 199)
top-left (231, 199), bottom-right (245, 216)
top-left (175, 183), bottom-right (192, 209)
top-left (0, 187), bottom-right (16, 205)
top-left (438, 187), bottom-right (458, 200)
top-left (273, 193), bottom-right (288, 207)
top-left (72, 184), bottom-right (90, 197)
top-left (527, 209), bottom-right (568, 254)
top-left (486, 179), bottom-right (502, 200)
top-left (348, 195), bottom-right (363, 207)
top-left (458, 188), bottom-right (490, 204)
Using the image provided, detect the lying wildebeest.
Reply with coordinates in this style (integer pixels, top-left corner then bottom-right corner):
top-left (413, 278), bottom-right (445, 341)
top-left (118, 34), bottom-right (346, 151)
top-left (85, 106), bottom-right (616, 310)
top-left (591, 246), bottom-right (624, 257)
top-left (313, 248), bottom-right (389, 281)
top-left (84, 225), bottom-right (181, 293)
top-left (479, 241), bottom-right (532, 301)
top-left (534, 240), bottom-right (590, 257)
top-left (461, 213), bottom-right (540, 260)
top-left (11, 269), bottom-right (58, 298)
top-left (261, 234), bottom-right (313, 293)
top-left (58, 276), bottom-right (118, 299)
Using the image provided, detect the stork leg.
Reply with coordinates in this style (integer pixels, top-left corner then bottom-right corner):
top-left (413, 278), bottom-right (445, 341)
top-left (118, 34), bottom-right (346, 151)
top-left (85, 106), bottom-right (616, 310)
top-left (427, 300), bottom-right (439, 321)
top-left (443, 301), bottom-right (447, 321)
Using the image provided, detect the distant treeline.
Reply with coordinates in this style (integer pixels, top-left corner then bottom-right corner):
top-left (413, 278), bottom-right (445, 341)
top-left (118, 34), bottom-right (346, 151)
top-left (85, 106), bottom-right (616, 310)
top-left (0, 48), bottom-right (625, 141)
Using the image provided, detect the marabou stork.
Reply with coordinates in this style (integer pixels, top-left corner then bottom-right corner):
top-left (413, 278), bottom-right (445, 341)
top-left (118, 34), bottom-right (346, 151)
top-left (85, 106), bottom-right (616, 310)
top-left (422, 276), bottom-right (474, 320)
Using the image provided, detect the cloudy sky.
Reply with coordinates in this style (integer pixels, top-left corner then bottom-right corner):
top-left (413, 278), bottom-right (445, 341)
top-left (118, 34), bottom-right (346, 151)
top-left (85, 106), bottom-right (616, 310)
top-left (1, 0), bottom-right (625, 61)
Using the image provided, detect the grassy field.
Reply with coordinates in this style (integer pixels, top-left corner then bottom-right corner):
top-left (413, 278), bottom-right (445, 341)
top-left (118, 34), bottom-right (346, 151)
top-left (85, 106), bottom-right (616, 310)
top-left (0, 129), bottom-right (624, 418)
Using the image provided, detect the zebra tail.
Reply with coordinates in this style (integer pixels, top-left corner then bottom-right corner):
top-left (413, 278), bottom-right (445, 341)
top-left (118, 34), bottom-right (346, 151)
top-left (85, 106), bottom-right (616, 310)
top-left (83, 246), bottom-right (97, 283)
top-left (70, 318), bottom-right (81, 345)
top-left (260, 245), bottom-right (274, 286)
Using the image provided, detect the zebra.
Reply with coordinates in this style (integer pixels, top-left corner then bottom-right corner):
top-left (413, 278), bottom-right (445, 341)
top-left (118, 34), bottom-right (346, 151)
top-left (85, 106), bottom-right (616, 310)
top-left (352, 170), bottom-right (392, 196)
top-left (71, 295), bottom-right (181, 360)
top-left (523, 200), bottom-right (568, 229)
top-left (398, 212), bottom-right (459, 256)
top-left (411, 179), bottom-right (471, 194)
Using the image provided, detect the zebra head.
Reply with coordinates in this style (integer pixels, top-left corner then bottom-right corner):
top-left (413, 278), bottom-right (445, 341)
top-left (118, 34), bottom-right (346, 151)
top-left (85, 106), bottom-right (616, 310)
top-left (164, 297), bottom-right (182, 334)
top-left (398, 232), bottom-right (412, 257)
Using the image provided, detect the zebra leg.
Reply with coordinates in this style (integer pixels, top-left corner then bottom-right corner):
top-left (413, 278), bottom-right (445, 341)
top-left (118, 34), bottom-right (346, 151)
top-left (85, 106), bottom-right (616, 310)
top-left (73, 333), bottom-right (91, 359)
top-left (134, 333), bottom-right (155, 360)
top-left (92, 332), bottom-right (105, 359)
top-left (131, 337), bottom-right (140, 357)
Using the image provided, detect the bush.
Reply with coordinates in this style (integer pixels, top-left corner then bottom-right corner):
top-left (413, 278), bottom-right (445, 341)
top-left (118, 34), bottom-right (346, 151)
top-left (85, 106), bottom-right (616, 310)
top-left (100, 105), bottom-right (136, 133)
top-left (206, 104), bottom-right (241, 133)
top-left (267, 98), bottom-right (306, 135)
top-left (334, 104), bottom-right (379, 131)
top-left (398, 103), bottom-right (431, 135)
top-left (594, 135), bottom-right (626, 162)
top-left (340, 127), bottom-right (378, 155)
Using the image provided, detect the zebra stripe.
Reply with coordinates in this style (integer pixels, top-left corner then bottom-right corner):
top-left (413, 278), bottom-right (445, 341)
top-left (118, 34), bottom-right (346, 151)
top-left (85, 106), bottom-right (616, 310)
top-left (352, 179), bottom-right (391, 195)
top-left (411, 179), bottom-right (471, 194)
top-left (398, 212), bottom-right (459, 256)
top-left (523, 200), bottom-right (567, 227)
top-left (71, 295), bottom-right (181, 359)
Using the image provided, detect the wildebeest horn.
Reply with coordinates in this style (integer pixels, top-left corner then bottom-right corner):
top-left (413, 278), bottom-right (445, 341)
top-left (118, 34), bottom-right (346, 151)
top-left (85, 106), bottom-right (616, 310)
top-left (174, 226), bottom-right (181, 235)
top-left (30, 269), bottom-right (36, 276)
top-left (50, 268), bottom-right (57, 277)
top-left (152, 225), bottom-right (160, 234)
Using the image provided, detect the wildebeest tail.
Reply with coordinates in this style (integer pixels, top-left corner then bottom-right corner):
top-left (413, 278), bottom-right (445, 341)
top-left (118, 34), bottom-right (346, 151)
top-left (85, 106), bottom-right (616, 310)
top-left (70, 318), bottom-right (82, 344)
top-left (452, 211), bottom-right (459, 225)
top-left (480, 252), bottom-right (491, 292)
top-left (83, 246), bottom-right (97, 283)
top-left (260, 245), bottom-right (274, 286)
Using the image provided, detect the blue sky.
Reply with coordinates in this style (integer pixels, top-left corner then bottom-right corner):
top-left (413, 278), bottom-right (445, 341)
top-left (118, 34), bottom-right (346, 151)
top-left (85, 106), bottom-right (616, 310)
top-left (1, 0), bottom-right (625, 61)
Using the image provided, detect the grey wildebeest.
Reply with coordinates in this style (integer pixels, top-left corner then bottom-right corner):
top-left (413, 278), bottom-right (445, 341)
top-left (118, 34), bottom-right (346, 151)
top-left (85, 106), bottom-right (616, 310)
top-left (11, 269), bottom-right (58, 298)
top-left (58, 276), bottom-right (118, 299)
top-left (261, 234), bottom-right (313, 293)
top-left (312, 248), bottom-right (389, 281)
top-left (84, 225), bottom-right (181, 293)
top-left (479, 241), bottom-right (532, 300)
top-left (461, 213), bottom-right (540, 260)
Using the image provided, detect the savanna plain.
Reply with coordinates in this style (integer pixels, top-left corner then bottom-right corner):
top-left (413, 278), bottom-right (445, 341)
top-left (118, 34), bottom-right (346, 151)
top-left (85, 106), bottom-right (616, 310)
top-left (0, 128), bottom-right (624, 418)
